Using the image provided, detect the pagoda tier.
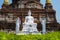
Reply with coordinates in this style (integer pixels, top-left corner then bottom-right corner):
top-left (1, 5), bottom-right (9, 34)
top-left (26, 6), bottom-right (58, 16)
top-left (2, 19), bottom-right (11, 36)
top-left (12, 0), bottom-right (40, 3)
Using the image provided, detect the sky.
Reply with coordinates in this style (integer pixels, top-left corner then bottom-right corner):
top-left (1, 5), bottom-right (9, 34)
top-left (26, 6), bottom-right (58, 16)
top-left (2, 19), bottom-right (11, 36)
top-left (0, 0), bottom-right (60, 23)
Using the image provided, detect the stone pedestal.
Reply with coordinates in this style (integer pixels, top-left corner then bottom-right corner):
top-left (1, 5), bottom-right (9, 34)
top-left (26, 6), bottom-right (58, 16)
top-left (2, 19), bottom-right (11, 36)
top-left (22, 23), bottom-right (38, 33)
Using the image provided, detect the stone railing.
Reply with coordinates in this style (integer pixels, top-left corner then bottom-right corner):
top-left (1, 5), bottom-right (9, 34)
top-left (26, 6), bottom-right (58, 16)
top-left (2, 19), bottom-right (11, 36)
top-left (0, 17), bottom-right (16, 23)
top-left (0, 18), bottom-right (5, 21)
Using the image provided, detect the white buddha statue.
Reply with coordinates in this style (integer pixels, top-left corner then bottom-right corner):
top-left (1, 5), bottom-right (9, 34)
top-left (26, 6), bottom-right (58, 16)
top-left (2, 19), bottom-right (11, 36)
top-left (25, 10), bottom-right (34, 23)
top-left (15, 17), bottom-right (21, 34)
top-left (22, 10), bottom-right (38, 33)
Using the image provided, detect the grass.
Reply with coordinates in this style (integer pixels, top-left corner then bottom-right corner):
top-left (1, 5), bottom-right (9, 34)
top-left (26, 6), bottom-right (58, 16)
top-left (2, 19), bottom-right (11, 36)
top-left (0, 31), bottom-right (60, 40)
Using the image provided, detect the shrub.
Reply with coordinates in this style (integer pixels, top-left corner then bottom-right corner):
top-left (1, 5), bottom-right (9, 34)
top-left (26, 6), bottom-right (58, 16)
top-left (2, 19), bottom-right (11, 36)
top-left (0, 31), bottom-right (60, 40)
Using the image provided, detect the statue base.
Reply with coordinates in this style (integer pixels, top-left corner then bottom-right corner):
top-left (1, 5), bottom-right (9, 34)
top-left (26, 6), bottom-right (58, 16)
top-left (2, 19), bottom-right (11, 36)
top-left (22, 23), bottom-right (38, 33)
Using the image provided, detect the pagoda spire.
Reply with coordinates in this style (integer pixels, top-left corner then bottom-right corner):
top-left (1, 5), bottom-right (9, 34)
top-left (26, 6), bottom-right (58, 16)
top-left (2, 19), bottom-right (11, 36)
top-left (44, 0), bottom-right (53, 9)
top-left (4, 0), bottom-right (9, 5)
top-left (46, 0), bottom-right (51, 3)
